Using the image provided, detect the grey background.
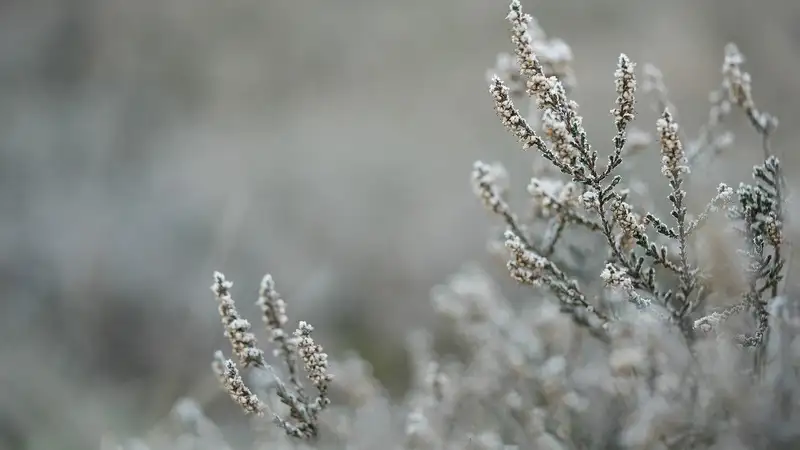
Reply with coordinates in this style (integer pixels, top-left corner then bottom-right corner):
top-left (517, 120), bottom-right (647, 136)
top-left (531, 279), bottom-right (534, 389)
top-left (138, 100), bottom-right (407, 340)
top-left (0, 0), bottom-right (798, 447)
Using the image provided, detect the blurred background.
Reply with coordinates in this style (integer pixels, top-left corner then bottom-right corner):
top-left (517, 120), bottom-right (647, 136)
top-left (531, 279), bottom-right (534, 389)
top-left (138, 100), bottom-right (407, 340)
top-left (0, 0), bottom-right (798, 447)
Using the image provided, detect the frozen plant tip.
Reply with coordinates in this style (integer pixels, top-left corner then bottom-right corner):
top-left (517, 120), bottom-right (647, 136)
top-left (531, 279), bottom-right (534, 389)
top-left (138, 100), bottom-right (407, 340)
top-left (612, 53), bottom-right (636, 132)
top-left (212, 271), bottom-right (266, 368)
top-left (216, 354), bottom-right (265, 416)
top-left (294, 321), bottom-right (333, 395)
top-left (257, 274), bottom-right (306, 399)
top-left (656, 110), bottom-right (689, 180)
top-left (471, 160), bottom-right (512, 217)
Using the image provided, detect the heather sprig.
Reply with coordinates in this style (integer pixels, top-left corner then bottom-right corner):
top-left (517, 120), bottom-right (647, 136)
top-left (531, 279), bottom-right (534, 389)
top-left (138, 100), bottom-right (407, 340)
top-left (692, 46), bottom-right (785, 361)
top-left (257, 274), bottom-right (306, 400)
top-left (479, 0), bottom-right (785, 352)
top-left (210, 272), bottom-right (333, 440)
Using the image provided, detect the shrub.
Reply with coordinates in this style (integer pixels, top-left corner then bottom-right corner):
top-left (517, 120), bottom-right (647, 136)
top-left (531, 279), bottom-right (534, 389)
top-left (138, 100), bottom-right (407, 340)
top-left (114, 1), bottom-right (799, 448)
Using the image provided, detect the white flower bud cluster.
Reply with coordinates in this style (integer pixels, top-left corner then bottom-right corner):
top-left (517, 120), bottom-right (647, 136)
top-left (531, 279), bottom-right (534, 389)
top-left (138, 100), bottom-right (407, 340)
top-left (472, 160), bottom-right (512, 217)
top-left (257, 274), bottom-right (290, 345)
top-left (528, 177), bottom-right (568, 217)
top-left (490, 76), bottom-right (546, 151)
top-left (656, 111), bottom-right (689, 181)
top-left (212, 272), bottom-right (265, 368)
top-left (600, 264), bottom-right (651, 309)
top-left (580, 190), bottom-right (599, 211)
top-left (294, 321), bottom-right (333, 392)
top-left (541, 109), bottom-right (577, 167)
top-left (212, 351), bottom-right (264, 416)
top-left (612, 53), bottom-right (636, 131)
top-left (505, 230), bottom-right (549, 286)
top-left (599, 263), bottom-right (633, 291)
top-left (612, 200), bottom-right (645, 238)
top-left (722, 44), bottom-right (754, 111)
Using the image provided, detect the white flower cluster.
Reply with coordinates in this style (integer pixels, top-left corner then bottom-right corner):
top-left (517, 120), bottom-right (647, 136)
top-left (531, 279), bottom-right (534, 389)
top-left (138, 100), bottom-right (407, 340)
top-left (294, 321), bottom-right (333, 393)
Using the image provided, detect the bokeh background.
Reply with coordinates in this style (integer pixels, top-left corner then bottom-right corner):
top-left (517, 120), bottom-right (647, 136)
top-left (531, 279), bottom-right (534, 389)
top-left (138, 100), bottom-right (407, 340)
top-left (0, 0), bottom-right (798, 447)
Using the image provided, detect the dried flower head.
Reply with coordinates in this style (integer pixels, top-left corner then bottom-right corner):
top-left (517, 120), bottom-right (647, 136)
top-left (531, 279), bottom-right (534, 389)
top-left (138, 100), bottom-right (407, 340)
top-left (294, 321), bottom-right (333, 396)
top-left (656, 110), bottom-right (689, 180)
top-left (212, 271), bottom-right (266, 368)
top-left (216, 353), bottom-right (265, 416)
top-left (612, 53), bottom-right (636, 131)
top-left (472, 160), bottom-right (511, 216)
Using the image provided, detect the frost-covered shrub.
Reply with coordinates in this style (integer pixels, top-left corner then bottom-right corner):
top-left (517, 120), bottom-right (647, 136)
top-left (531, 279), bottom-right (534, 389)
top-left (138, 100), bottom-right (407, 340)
top-left (115, 1), bottom-right (800, 449)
